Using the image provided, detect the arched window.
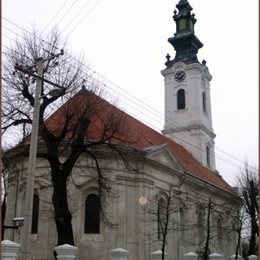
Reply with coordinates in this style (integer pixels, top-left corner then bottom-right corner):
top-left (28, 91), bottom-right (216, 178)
top-left (206, 146), bottom-right (210, 166)
top-left (177, 89), bottom-right (185, 109)
top-left (158, 198), bottom-right (167, 239)
top-left (202, 92), bottom-right (207, 112)
top-left (31, 194), bottom-right (39, 234)
top-left (85, 194), bottom-right (100, 234)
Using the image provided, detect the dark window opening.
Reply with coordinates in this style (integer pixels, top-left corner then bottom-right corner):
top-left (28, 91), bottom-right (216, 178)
top-left (31, 194), bottom-right (39, 234)
top-left (158, 198), bottom-right (166, 239)
top-left (206, 146), bottom-right (210, 167)
top-left (177, 89), bottom-right (185, 109)
top-left (202, 92), bottom-right (207, 112)
top-left (85, 194), bottom-right (100, 234)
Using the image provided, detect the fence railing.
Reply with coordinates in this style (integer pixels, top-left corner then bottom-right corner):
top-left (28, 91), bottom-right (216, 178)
top-left (2, 240), bottom-right (258, 260)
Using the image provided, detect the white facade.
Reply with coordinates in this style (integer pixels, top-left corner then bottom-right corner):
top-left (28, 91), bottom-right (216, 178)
top-left (4, 144), bottom-right (239, 260)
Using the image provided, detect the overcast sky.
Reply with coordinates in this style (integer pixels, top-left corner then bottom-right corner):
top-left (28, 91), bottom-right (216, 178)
top-left (2, 0), bottom-right (259, 185)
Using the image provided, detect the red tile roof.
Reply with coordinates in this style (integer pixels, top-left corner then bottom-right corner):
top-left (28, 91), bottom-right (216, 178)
top-left (45, 88), bottom-right (234, 193)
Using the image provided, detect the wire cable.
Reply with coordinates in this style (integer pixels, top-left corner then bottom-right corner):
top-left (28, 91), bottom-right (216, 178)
top-left (65, 0), bottom-right (103, 37)
top-left (42, 0), bottom-right (69, 33)
top-left (1, 21), bottom-right (258, 173)
top-left (48, 0), bottom-right (81, 37)
top-left (60, 0), bottom-right (92, 35)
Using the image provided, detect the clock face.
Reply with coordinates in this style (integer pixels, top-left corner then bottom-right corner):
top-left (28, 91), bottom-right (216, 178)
top-left (174, 70), bottom-right (186, 82)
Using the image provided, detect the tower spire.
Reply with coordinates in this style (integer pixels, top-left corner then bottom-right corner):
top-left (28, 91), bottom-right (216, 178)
top-left (161, 0), bottom-right (216, 170)
top-left (165, 0), bottom-right (203, 68)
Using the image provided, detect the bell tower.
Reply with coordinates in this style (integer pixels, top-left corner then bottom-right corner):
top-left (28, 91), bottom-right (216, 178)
top-left (161, 0), bottom-right (216, 170)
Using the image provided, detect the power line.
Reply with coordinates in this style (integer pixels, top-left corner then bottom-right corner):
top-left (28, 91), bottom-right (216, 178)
top-left (1, 21), bottom-right (258, 173)
top-left (2, 29), bottom-right (255, 173)
top-left (42, 0), bottom-right (69, 33)
top-left (65, 0), bottom-right (103, 37)
top-left (48, 0), bottom-right (82, 36)
top-left (60, 0), bottom-right (92, 35)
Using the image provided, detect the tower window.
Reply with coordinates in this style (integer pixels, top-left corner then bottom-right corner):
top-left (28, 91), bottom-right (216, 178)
top-left (177, 89), bottom-right (185, 109)
top-left (206, 146), bottom-right (210, 166)
top-left (31, 194), bottom-right (39, 234)
top-left (178, 19), bottom-right (186, 30)
top-left (85, 194), bottom-right (100, 234)
top-left (202, 92), bottom-right (207, 112)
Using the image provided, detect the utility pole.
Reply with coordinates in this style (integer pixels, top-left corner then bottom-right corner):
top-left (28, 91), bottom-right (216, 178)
top-left (20, 57), bottom-right (43, 260)
top-left (15, 51), bottom-right (63, 260)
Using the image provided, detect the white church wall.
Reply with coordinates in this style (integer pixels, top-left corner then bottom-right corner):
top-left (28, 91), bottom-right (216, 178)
top-left (4, 148), bottom-right (238, 260)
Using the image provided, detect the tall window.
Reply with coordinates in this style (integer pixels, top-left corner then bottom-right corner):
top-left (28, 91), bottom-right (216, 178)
top-left (177, 89), bottom-right (185, 109)
top-left (180, 207), bottom-right (185, 243)
top-left (206, 146), bottom-right (210, 166)
top-left (202, 92), bottom-right (207, 112)
top-left (158, 198), bottom-right (167, 239)
top-left (217, 218), bottom-right (223, 250)
top-left (198, 212), bottom-right (204, 246)
top-left (31, 194), bottom-right (39, 234)
top-left (85, 194), bottom-right (100, 234)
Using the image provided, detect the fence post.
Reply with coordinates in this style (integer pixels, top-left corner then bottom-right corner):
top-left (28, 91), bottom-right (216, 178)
top-left (209, 253), bottom-right (223, 260)
top-left (248, 255), bottom-right (258, 260)
top-left (151, 250), bottom-right (167, 260)
top-left (230, 254), bottom-right (242, 260)
top-left (54, 244), bottom-right (78, 260)
top-left (2, 240), bottom-right (20, 260)
top-left (110, 248), bottom-right (129, 260)
top-left (184, 252), bottom-right (198, 260)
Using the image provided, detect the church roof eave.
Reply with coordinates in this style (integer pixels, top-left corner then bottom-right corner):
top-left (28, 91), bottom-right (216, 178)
top-left (5, 84), bottom-right (234, 195)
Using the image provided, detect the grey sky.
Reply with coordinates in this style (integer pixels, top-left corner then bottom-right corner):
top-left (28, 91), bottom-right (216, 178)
top-left (2, 0), bottom-right (258, 185)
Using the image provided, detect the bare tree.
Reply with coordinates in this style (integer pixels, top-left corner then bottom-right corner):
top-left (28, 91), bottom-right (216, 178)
top-left (2, 29), bottom-right (135, 247)
top-left (236, 161), bottom-right (259, 256)
top-left (193, 193), bottom-right (242, 260)
top-left (141, 179), bottom-right (240, 259)
top-left (141, 179), bottom-right (190, 260)
top-left (233, 205), bottom-right (249, 259)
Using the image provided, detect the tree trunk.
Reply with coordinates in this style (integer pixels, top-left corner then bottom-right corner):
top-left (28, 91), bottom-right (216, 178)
top-left (1, 193), bottom-right (7, 240)
top-left (248, 217), bottom-right (257, 255)
top-left (52, 170), bottom-right (74, 246)
top-left (204, 197), bottom-right (211, 260)
top-left (161, 233), bottom-right (166, 260)
top-left (235, 219), bottom-right (242, 260)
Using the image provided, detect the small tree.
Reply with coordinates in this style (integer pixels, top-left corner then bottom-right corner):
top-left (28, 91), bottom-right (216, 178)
top-left (236, 161), bottom-right (259, 256)
top-left (195, 195), bottom-right (242, 260)
top-left (141, 178), bottom-right (189, 260)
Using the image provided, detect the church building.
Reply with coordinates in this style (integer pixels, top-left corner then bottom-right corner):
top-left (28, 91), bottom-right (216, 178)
top-left (4, 1), bottom-right (240, 259)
